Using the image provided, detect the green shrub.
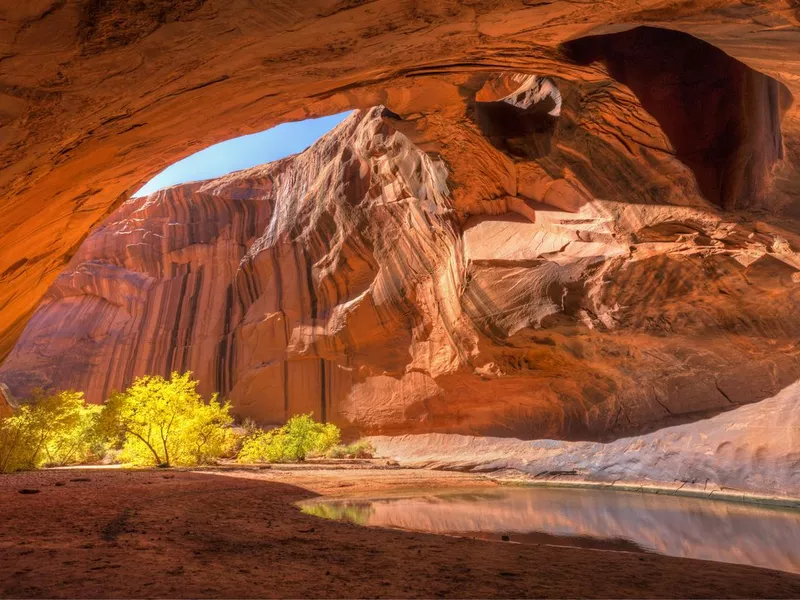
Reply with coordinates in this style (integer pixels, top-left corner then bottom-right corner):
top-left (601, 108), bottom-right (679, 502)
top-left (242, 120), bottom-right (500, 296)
top-left (100, 372), bottom-right (235, 467)
top-left (238, 413), bottom-right (340, 463)
top-left (0, 390), bottom-right (103, 472)
top-left (326, 439), bottom-right (375, 459)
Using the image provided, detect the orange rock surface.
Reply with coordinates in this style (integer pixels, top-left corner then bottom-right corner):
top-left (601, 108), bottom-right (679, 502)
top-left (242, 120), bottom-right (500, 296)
top-left (2, 1), bottom-right (800, 440)
top-left (0, 383), bottom-right (13, 418)
top-left (4, 90), bottom-right (800, 439)
top-left (370, 378), bottom-right (800, 498)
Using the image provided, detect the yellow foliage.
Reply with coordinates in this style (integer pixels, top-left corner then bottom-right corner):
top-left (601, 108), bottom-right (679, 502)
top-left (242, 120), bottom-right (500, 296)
top-left (326, 439), bottom-right (375, 459)
top-left (238, 413), bottom-right (340, 463)
top-left (0, 390), bottom-right (103, 472)
top-left (101, 372), bottom-right (235, 467)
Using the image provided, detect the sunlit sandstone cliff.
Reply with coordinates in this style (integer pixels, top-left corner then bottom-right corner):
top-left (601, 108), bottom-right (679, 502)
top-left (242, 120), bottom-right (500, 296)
top-left (2, 60), bottom-right (800, 440)
top-left (2, 0), bottom-right (800, 368)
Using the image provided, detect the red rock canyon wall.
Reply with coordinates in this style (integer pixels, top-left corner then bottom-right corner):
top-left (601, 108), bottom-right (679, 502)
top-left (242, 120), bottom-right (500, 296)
top-left (3, 66), bottom-right (800, 439)
top-left (2, 2), bottom-right (800, 440)
top-left (2, 0), bottom-right (800, 363)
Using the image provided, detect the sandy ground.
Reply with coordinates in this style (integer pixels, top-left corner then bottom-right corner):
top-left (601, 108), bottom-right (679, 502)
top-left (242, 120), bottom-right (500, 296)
top-left (2, 465), bottom-right (800, 599)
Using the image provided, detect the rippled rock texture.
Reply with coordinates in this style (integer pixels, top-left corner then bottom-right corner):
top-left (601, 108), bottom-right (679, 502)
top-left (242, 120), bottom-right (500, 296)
top-left (2, 0), bottom-right (800, 364)
top-left (369, 379), bottom-right (800, 498)
top-left (3, 65), bottom-right (800, 440)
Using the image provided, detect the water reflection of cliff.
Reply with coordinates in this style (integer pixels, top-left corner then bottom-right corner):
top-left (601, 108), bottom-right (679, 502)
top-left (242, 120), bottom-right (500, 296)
top-left (303, 488), bottom-right (800, 574)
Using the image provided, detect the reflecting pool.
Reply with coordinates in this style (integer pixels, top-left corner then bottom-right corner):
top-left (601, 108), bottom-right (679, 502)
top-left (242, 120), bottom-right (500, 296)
top-left (300, 487), bottom-right (800, 574)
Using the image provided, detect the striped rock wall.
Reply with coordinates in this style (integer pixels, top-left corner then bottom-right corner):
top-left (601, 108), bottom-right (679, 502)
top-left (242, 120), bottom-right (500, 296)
top-left (2, 63), bottom-right (800, 440)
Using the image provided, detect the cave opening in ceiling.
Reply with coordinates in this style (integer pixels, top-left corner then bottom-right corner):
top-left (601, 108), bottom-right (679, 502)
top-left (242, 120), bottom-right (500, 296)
top-left (473, 75), bottom-right (562, 160)
top-left (562, 26), bottom-right (794, 211)
top-left (134, 111), bottom-right (354, 197)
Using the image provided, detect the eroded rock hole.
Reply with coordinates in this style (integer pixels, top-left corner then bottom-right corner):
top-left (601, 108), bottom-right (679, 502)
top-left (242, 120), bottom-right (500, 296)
top-left (562, 26), bottom-right (793, 211)
top-left (474, 75), bottom-right (562, 159)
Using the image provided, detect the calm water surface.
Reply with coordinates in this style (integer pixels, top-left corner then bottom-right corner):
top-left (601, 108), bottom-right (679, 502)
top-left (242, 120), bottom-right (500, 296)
top-left (300, 487), bottom-right (800, 574)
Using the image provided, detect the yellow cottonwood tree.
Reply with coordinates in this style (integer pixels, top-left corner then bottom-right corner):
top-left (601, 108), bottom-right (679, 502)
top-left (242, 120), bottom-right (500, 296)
top-left (0, 390), bottom-right (101, 472)
top-left (101, 372), bottom-right (235, 467)
top-left (238, 413), bottom-right (340, 463)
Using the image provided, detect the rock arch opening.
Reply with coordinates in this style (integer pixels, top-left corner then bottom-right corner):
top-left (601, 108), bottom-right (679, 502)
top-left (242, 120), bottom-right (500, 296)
top-left (562, 26), bottom-right (794, 211)
top-left (133, 112), bottom-right (353, 197)
top-left (473, 75), bottom-right (562, 160)
top-left (0, 107), bottom-right (455, 433)
top-left (2, 26), bottom-right (800, 445)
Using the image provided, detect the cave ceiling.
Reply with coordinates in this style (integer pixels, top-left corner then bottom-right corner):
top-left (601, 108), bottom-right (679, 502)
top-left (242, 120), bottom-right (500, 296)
top-left (1, 0), bottom-right (799, 364)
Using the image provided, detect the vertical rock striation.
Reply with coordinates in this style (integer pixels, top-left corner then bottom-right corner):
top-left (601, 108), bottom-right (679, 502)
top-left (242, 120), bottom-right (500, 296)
top-left (2, 0), bottom-right (800, 376)
top-left (2, 57), bottom-right (800, 440)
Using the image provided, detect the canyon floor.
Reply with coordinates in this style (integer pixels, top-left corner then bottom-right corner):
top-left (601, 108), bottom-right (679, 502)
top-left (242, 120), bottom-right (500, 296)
top-left (2, 466), bottom-right (800, 599)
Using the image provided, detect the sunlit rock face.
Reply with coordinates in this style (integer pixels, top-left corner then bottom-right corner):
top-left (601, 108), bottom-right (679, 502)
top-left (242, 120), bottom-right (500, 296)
top-left (369, 378), bottom-right (800, 498)
top-left (1, 107), bottom-right (462, 433)
top-left (3, 44), bottom-right (800, 443)
top-left (2, 0), bottom-right (800, 368)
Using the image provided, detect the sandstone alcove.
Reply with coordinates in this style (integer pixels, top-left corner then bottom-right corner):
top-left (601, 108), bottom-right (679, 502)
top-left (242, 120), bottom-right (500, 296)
top-left (2, 3), bottom-right (800, 444)
top-left (3, 6), bottom-right (800, 596)
top-left (562, 26), bottom-right (794, 211)
top-left (4, 55), bottom-right (800, 443)
top-left (474, 75), bottom-right (562, 159)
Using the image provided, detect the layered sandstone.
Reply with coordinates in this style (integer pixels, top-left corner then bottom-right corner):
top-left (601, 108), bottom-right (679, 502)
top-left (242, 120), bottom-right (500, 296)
top-left (2, 0), bottom-right (800, 367)
top-left (3, 2), bottom-right (800, 442)
top-left (369, 379), bottom-right (800, 499)
top-left (3, 82), bottom-right (800, 439)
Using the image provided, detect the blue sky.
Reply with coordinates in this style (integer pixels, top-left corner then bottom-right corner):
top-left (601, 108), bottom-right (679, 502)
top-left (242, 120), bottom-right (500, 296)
top-left (135, 111), bottom-right (353, 197)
